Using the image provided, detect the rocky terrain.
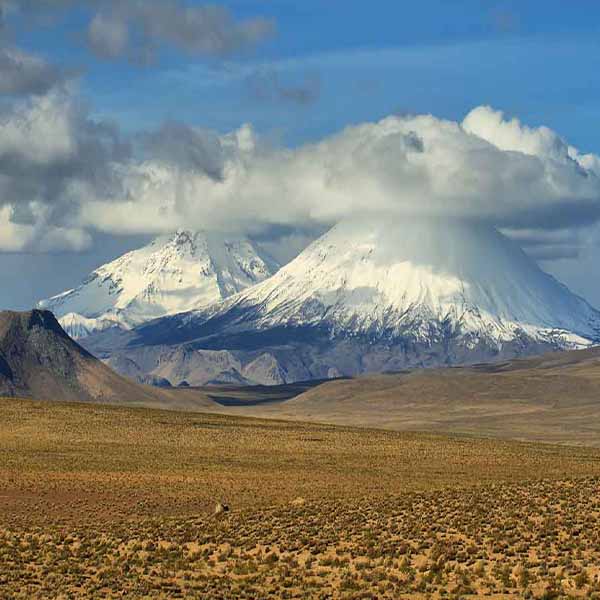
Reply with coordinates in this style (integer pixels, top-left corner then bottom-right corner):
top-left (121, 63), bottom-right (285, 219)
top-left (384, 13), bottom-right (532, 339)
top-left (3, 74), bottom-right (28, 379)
top-left (223, 345), bottom-right (600, 446)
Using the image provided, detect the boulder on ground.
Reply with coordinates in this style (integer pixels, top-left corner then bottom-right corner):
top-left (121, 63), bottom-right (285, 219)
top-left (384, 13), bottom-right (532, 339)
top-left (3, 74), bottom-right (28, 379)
top-left (214, 502), bottom-right (230, 515)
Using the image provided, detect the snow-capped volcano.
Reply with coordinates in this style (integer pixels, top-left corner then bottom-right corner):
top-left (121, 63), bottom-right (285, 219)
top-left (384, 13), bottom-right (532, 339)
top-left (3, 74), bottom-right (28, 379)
top-left (83, 216), bottom-right (600, 386)
top-left (206, 216), bottom-right (600, 347)
top-left (38, 230), bottom-right (280, 339)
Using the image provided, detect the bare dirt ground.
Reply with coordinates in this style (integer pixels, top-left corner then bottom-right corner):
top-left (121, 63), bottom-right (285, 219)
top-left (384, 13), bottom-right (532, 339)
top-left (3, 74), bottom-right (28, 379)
top-left (2, 398), bottom-right (600, 598)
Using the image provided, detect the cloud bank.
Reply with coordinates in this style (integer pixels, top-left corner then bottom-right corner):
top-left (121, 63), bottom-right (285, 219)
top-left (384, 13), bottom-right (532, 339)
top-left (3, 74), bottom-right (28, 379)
top-left (1, 89), bottom-right (600, 255)
top-left (81, 104), bottom-right (600, 236)
top-left (0, 90), bottom-right (128, 251)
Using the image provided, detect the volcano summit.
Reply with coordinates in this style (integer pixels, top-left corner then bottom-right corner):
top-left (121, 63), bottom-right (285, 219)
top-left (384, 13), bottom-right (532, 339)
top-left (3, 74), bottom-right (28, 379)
top-left (39, 230), bottom-right (280, 340)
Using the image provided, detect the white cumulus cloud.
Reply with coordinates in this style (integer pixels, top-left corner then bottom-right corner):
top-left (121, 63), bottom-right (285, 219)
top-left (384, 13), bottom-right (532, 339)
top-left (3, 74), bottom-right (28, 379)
top-left (79, 104), bottom-right (600, 237)
top-left (2, 89), bottom-right (600, 258)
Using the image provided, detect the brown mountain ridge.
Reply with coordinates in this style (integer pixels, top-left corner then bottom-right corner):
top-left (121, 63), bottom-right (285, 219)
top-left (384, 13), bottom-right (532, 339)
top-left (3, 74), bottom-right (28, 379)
top-left (228, 346), bottom-right (600, 446)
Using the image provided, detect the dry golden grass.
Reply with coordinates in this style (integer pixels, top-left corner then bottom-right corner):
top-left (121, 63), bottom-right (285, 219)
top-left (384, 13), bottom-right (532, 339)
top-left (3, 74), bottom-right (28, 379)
top-left (2, 397), bottom-right (600, 598)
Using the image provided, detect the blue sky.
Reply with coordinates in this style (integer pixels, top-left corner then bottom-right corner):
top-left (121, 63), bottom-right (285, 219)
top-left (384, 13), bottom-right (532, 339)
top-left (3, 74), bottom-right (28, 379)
top-left (3, 0), bottom-right (600, 308)
top-left (14, 0), bottom-right (600, 149)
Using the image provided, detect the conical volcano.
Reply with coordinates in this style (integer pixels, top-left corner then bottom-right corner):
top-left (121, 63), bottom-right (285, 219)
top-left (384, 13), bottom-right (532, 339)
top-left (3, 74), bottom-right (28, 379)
top-left (218, 216), bottom-right (600, 346)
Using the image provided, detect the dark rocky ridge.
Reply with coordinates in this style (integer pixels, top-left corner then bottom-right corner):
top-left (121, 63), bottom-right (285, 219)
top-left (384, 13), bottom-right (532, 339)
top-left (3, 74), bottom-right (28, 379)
top-left (0, 309), bottom-right (214, 411)
top-left (0, 310), bottom-right (92, 399)
top-left (83, 313), bottom-right (587, 387)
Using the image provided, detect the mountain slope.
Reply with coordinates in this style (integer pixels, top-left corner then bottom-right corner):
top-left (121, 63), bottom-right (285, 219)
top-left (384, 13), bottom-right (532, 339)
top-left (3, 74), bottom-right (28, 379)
top-left (86, 217), bottom-right (600, 385)
top-left (0, 309), bottom-right (215, 411)
top-left (38, 230), bottom-right (280, 338)
top-left (203, 216), bottom-right (600, 345)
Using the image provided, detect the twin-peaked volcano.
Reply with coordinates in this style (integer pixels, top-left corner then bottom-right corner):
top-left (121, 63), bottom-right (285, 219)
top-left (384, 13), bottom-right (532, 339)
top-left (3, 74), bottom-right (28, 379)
top-left (85, 217), bottom-right (600, 385)
top-left (39, 230), bottom-right (280, 339)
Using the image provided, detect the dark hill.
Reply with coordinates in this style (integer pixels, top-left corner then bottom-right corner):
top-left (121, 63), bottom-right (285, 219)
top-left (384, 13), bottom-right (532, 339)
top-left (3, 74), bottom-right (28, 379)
top-left (0, 310), bottom-right (215, 411)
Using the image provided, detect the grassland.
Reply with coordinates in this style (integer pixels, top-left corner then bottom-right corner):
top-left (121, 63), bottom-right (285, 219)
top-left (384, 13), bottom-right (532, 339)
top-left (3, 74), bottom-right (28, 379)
top-left (226, 347), bottom-right (600, 447)
top-left (2, 398), bottom-right (600, 598)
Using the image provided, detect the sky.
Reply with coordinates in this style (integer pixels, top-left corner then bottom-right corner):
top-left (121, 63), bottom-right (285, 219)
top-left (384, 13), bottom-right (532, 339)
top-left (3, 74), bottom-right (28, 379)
top-left (2, 0), bottom-right (600, 308)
